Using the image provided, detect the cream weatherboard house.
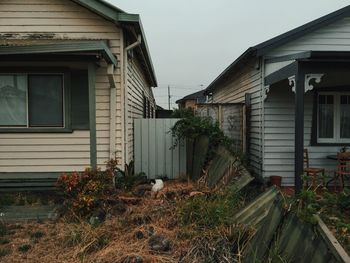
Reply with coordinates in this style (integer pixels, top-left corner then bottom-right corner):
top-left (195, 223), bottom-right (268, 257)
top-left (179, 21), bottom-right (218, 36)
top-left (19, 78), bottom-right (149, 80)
top-left (0, 0), bottom-right (157, 188)
top-left (205, 5), bottom-right (350, 192)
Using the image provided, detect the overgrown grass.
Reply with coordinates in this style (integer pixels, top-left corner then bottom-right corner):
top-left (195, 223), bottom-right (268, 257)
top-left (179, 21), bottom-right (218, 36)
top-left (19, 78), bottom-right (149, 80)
top-left (178, 186), bottom-right (246, 229)
top-left (0, 222), bottom-right (7, 237)
top-left (30, 231), bottom-right (45, 240)
top-left (0, 238), bottom-right (10, 245)
top-left (0, 248), bottom-right (10, 257)
top-left (62, 220), bottom-right (110, 258)
top-left (293, 178), bottom-right (350, 254)
top-left (177, 186), bottom-right (255, 262)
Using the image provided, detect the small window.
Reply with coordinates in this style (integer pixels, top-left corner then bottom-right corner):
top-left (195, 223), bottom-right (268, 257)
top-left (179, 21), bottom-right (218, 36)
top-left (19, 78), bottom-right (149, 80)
top-left (0, 73), bottom-right (65, 128)
top-left (317, 93), bottom-right (350, 143)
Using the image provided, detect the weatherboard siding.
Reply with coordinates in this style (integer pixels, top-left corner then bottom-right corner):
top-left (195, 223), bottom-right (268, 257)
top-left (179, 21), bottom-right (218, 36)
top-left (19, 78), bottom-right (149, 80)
top-left (263, 16), bottom-right (350, 185)
top-left (126, 56), bottom-right (155, 162)
top-left (267, 17), bottom-right (350, 57)
top-left (212, 60), bottom-right (263, 177)
top-left (0, 0), bottom-right (124, 174)
top-left (264, 83), bottom-right (339, 186)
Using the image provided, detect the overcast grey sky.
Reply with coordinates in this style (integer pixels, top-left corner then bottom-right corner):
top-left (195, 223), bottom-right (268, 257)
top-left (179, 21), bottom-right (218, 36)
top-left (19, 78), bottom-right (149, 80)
top-left (108, 0), bottom-right (348, 109)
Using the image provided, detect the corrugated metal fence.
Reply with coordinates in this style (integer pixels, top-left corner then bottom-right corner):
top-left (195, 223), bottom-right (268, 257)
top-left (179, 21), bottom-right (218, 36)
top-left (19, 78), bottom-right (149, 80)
top-left (134, 119), bottom-right (186, 179)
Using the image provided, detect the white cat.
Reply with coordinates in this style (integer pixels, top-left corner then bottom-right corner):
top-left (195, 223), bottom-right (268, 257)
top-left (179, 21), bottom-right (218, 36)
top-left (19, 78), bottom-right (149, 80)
top-left (151, 179), bottom-right (164, 192)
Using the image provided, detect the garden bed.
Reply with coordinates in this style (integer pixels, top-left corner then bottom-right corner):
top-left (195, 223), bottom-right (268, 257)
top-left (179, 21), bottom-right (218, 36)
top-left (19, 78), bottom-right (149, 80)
top-left (0, 180), bottom-right (259, 263)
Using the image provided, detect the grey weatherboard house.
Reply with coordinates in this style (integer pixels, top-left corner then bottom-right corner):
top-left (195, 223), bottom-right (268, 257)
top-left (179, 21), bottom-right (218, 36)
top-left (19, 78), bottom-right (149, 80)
top-left (205, 5), bottom-right (350, 191)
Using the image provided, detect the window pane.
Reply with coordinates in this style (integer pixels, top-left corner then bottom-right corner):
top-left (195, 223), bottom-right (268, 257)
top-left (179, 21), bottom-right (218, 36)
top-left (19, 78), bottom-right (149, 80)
top-left (28, 75), bottom-right (63, 127)
top-left (318, 95), bottom-right (334, 138)
top-left (0, 75), bottom-right (27, 126)
top-left (340, 95), bottom-right (350, 138)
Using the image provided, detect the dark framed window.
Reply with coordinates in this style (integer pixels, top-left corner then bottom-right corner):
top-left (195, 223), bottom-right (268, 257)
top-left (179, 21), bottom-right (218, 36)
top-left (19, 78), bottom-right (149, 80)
top-left (312, 88), bottom-right (350, 145)
top-left (0, 70), bottom-right (71, 132)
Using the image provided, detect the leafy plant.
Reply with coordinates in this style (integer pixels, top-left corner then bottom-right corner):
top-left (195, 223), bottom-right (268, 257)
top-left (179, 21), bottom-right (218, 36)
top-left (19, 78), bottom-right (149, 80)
top-left (108, 160), bottom-right (146, 191)
top-left (171, 108), bottom-right (236, 153)
top-left (338, 189), bottom-right (350, 211)
top-left (57, 168), bottom-right (114, 217)
top-left (171, 108), bottom-right (245, 182)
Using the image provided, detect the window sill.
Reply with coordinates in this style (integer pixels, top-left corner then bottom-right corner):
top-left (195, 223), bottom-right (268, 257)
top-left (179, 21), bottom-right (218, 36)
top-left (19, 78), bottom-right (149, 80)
top-left (0, 128), bottom-right (73, 133)
top-left (311, 142), bottom-right (350, 147)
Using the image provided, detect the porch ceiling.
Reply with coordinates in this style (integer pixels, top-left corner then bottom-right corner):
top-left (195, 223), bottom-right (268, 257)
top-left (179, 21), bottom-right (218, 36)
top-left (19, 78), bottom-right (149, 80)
top-left (0, 41), bottom-right (117, 67)
top-left (265, 51), bottom-right (350, 86)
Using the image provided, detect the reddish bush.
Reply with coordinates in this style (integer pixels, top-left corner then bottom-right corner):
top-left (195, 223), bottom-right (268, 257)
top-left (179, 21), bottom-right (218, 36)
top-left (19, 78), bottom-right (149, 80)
top-left (57, 168), bottom-right (114, 217)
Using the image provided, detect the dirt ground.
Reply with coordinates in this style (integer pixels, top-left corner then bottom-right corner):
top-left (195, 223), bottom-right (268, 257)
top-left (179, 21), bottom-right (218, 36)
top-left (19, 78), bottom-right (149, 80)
top-left (0, 181), bottom-right (203, 263)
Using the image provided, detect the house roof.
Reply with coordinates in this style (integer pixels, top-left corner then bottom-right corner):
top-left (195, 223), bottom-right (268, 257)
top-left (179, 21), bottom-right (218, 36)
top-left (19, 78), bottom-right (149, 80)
top-left (72, 0), bottom-right (157, 87)
top-left (176, 90), bottom-right (206, 104)
top-left (205, 4), bottom-right (350, 94)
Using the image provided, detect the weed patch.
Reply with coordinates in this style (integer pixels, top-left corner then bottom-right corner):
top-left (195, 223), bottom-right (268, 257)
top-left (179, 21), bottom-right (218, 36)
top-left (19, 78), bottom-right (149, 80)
top-left (178, 186), bottom-right (246, 229)
top-left (18, 244), bottom-right (31, 253)
top-left (177, 186), bottom-right (256, 262)
top-left (0, 238), bottom-right (10, 245)
top-left (30, 231), bottom-right (45, 240)
top-left (0, 248), bottom-right (10, 257)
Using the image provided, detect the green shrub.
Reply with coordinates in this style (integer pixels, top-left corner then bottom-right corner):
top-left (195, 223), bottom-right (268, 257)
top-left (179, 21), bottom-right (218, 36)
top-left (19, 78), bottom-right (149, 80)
top-left (171, 108), bottom-right (235, 152)
top-left (57, 167), bottom-right (114, 217)
top-left (171, 108), bottom-right (244, 176)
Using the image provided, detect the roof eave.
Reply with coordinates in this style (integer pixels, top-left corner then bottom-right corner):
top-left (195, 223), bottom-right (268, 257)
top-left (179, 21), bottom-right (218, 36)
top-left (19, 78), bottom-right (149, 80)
top-left (204, 48), bottom-right (257, 95)
top-left (72, 0), bottom-right (157, 87)
top-left (118, 13), bottom-right (158, 87)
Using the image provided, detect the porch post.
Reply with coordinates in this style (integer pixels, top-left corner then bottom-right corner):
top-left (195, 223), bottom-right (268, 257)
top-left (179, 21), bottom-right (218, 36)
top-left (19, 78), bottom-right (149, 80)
top-left (294, 63), bottom-right (305, 194)
top-left (88, 63), bottom-right (97, 169)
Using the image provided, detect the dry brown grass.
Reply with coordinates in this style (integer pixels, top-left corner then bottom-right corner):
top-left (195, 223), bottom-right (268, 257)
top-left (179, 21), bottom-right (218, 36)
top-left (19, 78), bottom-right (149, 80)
top-left (0, 180), bottom-right (253, 263)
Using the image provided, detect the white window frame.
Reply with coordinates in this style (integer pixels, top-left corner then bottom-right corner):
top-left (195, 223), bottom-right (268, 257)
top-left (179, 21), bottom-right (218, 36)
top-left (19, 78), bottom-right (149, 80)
top-left (317, 92), bottom-right (350, 143)
top-left (0, 73), bottom-right (65, 129)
